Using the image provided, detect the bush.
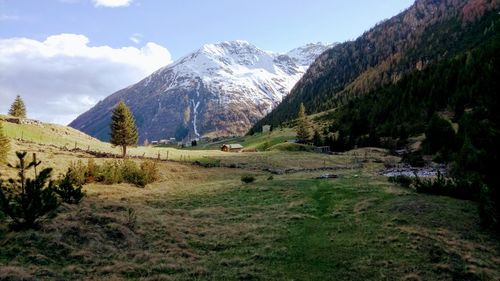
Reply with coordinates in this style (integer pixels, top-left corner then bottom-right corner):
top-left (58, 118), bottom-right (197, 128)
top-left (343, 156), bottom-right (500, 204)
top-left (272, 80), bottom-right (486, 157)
top-left (121, 160), bottom-right (145, 187)
top-left (85, 158), bottom-right (98, 183)
top-left (241, 175), bottom-right (256, 184)
top-left (91, 159), bottom-right (160, 187)
top-left (67, 160), bottom-right (87, 185)
top-left (401, 151), bottom-right (426, 167)
top-left (388, 175), bottom-right (413, 188)
top-left (120, 159), bottom-right (160, 188)
top-left (58, 158), bottom-right (160, 188)
top-left (99, 161), bottom-right (123, 185)
top-left (422, 114), bottom-right (457, 161)
top-left (413, 172), bottom-right (478, 200)
top-left (389, 172), bottom-right (479, 201)
top-left (0, 152), bottom-right (59, 230)
top-left (54, 168), bottom-right (85, 204)
top-left (140, 160), bottom-right (159, 185)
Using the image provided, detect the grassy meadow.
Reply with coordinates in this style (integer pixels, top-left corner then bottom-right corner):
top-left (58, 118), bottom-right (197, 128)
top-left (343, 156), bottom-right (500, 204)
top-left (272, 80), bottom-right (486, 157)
top-left (0, 121), bottom-right (499, 280)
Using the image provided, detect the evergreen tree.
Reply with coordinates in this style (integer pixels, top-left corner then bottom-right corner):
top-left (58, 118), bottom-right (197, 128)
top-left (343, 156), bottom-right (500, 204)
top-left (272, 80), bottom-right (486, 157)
top-left (54, 168), bottom-right (85, 204)
top-left (0, 122), bottom-right (9, 163)
top-left (110, 101), bottom-right (138, 158)
top-left (312, 129), bottom-right (323, 147)
top-left (8, 95), bottom-right (27, 118)
top-left (0, 152), bottom-right (59, 229)
top-left (423, 114), bottom-right (456, 156)
top-left (296, 103), bottom-right (311, 142)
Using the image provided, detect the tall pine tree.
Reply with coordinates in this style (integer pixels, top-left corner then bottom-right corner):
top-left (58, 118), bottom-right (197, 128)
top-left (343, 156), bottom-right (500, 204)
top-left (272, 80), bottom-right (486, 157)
top-left (312, 129), bottom-right (323, 147)
top-left (0, 121), bottom-right (9, 163)
top-left (296, 103), bottom-right (311, 142)
top-left (110, 101), bottom-right (138, 158)
top-left (8, 95), bottom-right (27, 118)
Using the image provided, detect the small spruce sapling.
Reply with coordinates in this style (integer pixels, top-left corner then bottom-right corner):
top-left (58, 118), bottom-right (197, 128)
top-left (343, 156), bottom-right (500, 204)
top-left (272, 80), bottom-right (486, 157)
top-left (0, 152), bottom-right (59, 230)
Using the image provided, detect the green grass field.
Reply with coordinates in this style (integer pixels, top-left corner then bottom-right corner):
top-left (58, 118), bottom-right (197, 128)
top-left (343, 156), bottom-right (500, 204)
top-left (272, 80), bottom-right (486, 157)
top-left (0, 120), bottom-right (499, 280)
top-left (196, 128), bottom-right (296, 151)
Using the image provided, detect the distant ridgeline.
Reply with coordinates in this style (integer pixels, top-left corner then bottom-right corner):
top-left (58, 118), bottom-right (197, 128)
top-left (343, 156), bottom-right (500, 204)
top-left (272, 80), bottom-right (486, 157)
top-left (252, 0), bottom-right (500, 130)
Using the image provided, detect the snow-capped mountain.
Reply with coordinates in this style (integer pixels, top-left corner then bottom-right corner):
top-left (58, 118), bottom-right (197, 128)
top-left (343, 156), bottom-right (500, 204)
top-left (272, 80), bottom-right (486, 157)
top-left (69, 41), bottom-right (335, 142)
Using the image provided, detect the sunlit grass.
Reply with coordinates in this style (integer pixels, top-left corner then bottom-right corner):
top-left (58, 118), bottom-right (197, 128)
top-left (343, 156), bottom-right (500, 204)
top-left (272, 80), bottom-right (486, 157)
top-left (0, 121), bottom-right (498, 280)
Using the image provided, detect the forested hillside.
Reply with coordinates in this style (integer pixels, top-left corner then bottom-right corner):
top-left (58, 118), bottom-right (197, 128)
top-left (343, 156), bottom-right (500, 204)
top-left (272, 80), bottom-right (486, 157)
top-left (251, 0), bottom-right (500, 231)
top-left (252, 0), bottom-right (500, 130)
top-left (332, 27), bottom-right (499, 229)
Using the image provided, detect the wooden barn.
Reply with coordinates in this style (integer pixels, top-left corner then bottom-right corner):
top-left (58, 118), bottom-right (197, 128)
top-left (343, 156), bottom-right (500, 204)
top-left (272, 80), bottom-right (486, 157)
top-left (221, 144), bottom-right (244, 152)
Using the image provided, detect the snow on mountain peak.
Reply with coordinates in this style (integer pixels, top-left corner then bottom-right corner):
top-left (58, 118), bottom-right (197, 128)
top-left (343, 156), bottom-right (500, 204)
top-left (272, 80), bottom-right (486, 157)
top-left (147, 40), bottom-right (335, 119)
top-left (287, 42), bottom-right (337, 65)
top-left (71, 41), bottom-right (335, 141)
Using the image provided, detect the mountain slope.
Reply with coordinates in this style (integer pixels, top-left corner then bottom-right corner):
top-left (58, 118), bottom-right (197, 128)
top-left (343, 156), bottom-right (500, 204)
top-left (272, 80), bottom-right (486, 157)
top-left (252, 0), bottom-right (500, 130)
top-left (70, 41), bottom-right (334, 142)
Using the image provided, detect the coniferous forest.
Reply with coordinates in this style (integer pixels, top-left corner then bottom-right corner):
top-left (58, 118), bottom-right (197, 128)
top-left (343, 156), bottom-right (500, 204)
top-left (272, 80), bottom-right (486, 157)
top-left (331, 30), bottom-right (500, 230)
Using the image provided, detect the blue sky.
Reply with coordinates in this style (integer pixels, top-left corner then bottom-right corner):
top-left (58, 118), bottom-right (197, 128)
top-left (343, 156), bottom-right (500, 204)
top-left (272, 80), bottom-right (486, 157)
top-left (1, 0), bottom-right (414, 58)
top-left (0, 0), bottom-right (415, 124)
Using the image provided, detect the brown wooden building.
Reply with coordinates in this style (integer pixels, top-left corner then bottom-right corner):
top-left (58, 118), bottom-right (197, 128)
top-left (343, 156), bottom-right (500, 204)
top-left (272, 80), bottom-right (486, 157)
top-left (221, 144), bottom-right (244, 152)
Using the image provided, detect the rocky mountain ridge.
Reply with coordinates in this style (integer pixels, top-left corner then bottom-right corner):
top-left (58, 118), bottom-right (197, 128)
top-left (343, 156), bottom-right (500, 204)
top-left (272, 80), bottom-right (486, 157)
top-left (70, 41), bottom-right (334, 142)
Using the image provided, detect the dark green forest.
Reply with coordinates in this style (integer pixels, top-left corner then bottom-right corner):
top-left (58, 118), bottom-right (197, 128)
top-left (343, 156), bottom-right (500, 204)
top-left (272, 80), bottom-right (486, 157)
top-left (329, 30), bottom-right (499, 229)
top-left (253, 8), bottom-right (500, 131)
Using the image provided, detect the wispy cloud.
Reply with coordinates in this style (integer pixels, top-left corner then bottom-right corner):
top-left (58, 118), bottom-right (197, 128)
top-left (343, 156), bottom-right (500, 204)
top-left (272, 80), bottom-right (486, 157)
top-left (0, 33), bottom-right (172, 124)
top-left (92, 0), bottom-right (133, 8)
top-left (129, 33), bottom-right (142, 44)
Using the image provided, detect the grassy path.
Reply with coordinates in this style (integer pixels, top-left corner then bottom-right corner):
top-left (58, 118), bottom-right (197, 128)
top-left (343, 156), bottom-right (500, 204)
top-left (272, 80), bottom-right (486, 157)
top-left (1, 162), bottom-right (499, 280)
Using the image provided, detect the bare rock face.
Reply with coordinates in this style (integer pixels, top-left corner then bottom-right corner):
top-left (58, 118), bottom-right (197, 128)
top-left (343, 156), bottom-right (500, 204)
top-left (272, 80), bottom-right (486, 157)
top-left (69, 41), bottom-right (334, 142)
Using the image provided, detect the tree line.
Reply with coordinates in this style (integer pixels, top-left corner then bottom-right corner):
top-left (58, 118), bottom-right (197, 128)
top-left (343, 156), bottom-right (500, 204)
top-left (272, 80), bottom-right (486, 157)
top-left (252, 10), bottom-right (500, 133)
top-left (325, 32), bottom-right (500, 231)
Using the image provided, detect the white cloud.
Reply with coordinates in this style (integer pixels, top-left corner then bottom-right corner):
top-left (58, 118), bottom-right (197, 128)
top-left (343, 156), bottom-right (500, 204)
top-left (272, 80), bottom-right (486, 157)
top-left (0, 33), bottom-right (172, 125)
top-left (129, 33), bottom-right (142, 44)
top-left (92, 0), bottom-right (133, 8)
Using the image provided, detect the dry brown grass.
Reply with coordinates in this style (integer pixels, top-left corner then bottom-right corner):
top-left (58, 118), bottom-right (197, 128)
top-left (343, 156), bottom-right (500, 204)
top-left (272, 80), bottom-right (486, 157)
top-left (0, 138), bottom-right (281, 280)
top-left (1, 138), bottom-right (499, 280)
top-left (399, 224), bottom-right (500, 280)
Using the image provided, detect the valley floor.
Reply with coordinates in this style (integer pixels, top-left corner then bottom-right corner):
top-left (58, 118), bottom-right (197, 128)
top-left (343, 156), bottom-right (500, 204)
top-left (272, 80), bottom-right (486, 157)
top-left (0, 144), bottom-right (499, 280)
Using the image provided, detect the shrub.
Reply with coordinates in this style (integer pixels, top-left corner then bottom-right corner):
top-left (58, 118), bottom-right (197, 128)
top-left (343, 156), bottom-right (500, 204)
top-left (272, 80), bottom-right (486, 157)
top-left (413, 172), bottom-right (478, 200)
top-left (54, 168), bottom-right (85, 204)
top-left (121, 160), bottom-right (147, 187)
top-left (67, 160), bottom-right (87, 186)
top-left (422, 114), bottom-right (457, 161)
top-left (241, 175), bottom-right (256, 184)
top-left (99, 161), bottom-right (123, 185)
top-left (140, 160), bottom-right (159, 185)
top-left (67, 159), bottom-right (160, 188)
top-left (85, 158), bottom-right (98, 183)
top-left (401, 151), bottom-right (425, 167)
top-left (388, 175), bottom-right (413, 188)
top-left (0, 152), bottom-right (59, 230)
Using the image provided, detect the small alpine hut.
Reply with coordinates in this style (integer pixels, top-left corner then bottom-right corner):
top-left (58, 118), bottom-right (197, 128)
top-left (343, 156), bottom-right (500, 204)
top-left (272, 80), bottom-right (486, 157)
top-left (221, 144), bottom-right (244, 152)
